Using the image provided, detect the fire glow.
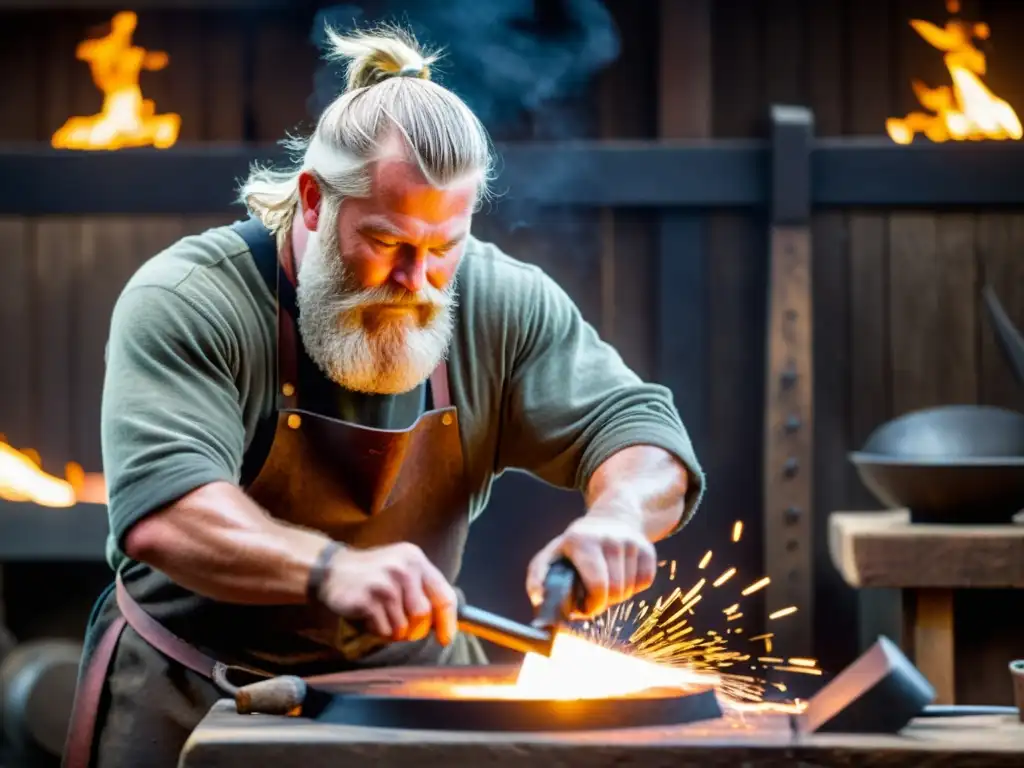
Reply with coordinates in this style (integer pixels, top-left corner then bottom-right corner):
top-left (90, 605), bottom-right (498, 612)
top-left (450, 631), bottom-right (719, 700)
top-left (51, 11), bottom-right (181, 151)
top-left (887, 0), bottom-right (1021, 144)
top-left (0, 436), bottom-right (106, 507)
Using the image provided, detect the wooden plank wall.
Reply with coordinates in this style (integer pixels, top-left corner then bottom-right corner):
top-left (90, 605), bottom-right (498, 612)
top-left (701, 0), bottom-right (1024, 691)
top-left (0, 9), bottom-right (285, 640)
top-left (3, 1), bottom-right (1024, 691)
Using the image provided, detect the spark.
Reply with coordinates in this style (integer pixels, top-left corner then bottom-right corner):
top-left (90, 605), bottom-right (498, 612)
top-left (787, 657), bottom-right (818, 668)
top-left (723, 603), bottom-right (740, 615)
top-left (731, 521), bottom-right (743, 542)
top-left (774, 665), bottom-right (823, 676)
top-left (769, 606), bottom-right (798, 620)
top-left (713, 567), bottom-right (736, 587)
top-left (669, 559), bottom-right (677, 581)
top-left (698, 550), bottom-right (712, 569)
top-left (741, 577), bottom-right (771, 596)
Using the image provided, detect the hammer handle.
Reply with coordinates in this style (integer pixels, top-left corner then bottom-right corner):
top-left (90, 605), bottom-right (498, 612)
top-left (532, 556), bottom-right (586, 629)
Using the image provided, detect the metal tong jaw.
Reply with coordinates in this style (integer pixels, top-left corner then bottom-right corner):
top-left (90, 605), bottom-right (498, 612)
top-left (531, 556), bottom-right (588, 632)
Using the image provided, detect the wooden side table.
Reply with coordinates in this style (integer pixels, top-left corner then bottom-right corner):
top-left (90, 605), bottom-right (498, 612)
top-left (829, 510), bottom-right (1024, 705)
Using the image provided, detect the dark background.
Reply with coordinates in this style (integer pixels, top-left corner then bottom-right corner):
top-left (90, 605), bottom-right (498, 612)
top-left (1, 0), bottom-right (1023, 706)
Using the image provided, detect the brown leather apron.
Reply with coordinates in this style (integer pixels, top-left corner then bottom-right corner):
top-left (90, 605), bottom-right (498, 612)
top-left (61, 218), bottom-right (480, 768)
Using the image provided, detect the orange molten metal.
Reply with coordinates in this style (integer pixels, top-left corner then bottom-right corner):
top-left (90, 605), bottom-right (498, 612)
top-left (450, 632), bottom-right (719, 701)
top-left (887, 1), bottom-right (1021, 144)
top-left (51, 11), bottom-right (180, 150)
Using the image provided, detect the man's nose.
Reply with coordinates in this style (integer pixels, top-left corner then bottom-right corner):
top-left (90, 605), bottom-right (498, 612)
top-left (391, 249), bottom-right (428, 293)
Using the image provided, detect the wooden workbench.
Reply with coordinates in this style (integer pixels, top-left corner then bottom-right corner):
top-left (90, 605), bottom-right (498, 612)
top-left (829, 510), bottom-right (1024, 706)
top-left (179, 700), bottom-right (1024, 767)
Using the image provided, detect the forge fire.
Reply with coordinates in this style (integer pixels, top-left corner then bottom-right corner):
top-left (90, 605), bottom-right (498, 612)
top-left (886, 0), bottom-right (1021, 144)
top-left (51, 11), bottom-right (180, 150)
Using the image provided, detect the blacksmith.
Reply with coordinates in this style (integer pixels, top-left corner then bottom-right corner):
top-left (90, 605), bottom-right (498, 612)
top-left (63, 26), bottom-right (705, 768)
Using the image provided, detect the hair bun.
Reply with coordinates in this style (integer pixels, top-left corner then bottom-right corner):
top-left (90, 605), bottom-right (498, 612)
top-left (322, 25), bottom-right (437, 92)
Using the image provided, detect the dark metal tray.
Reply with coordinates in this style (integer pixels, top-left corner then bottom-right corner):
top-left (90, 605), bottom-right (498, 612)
top-left (301, 665), bottom-right (723, 732)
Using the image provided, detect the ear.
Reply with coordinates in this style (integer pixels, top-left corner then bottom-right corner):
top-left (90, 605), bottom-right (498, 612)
top-left (297, 171), bottom-right (322, 231)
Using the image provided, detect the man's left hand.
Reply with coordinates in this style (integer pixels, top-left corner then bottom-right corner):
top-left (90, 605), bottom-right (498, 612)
top-left (525, 513), bottom-right (657, 618)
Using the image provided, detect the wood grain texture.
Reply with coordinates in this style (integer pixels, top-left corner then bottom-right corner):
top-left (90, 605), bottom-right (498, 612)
top-left (763, 228), bottom-right (814, 656)
top-left (654, 0), bottom-right (711, 475)
top-left (33, 218), bottom-right (77, 474)
top-left (250, 13), bottom-right (319, 142)
top-left (888, 213), bottom-right (941, 415)
top-left (702, 0), bottom-right (769, 646)
top-left (804, 0), bottom-right (856, 674)
top-left (596, 0), bottom-right (657, 379)
top-left (978, 214), bottom-right (1024, 411)
top-left (829, 511), bottom-right (1024, 589)
top-left (181, 700), bottom-right (1024, 768)
top-left (911, 588), bottom-right (955, 705)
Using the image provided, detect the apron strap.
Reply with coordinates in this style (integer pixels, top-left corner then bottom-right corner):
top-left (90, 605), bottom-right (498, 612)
top-left (114, 573), bottom-right (219, 679)
top-left (429, 361), bottom-right (451, 409)
top-left (62, 616), bottom-right (128, 768)
top-left (231, 217), bottom-right (289, 485)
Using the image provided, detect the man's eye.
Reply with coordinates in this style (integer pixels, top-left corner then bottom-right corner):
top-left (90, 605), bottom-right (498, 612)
top-left (372, 238), bottom-right (399, 249)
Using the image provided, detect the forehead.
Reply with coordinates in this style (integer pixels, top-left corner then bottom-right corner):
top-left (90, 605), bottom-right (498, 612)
top-left (357, 155), bottom-right (477, 227)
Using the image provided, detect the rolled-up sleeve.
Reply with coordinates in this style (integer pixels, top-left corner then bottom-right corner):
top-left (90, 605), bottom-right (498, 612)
top-left (102, 285), bottom-right (246, 551)
top-left (495, 269), bottom-right (705, 529)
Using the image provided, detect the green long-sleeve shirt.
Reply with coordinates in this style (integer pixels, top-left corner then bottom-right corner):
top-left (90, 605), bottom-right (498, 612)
top-left (101, 224), bottom-right (705, 571)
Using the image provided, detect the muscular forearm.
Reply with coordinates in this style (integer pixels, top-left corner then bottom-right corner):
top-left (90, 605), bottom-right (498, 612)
top-left (584, 445), bottom-right (689, 541)
top-left (123, 481), bottom-right (331, 605)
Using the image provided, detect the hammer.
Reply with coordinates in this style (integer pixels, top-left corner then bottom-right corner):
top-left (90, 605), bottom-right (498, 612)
top-left (457, 557), bottom-right (586, 657)
top-left (224, 560), bottom-right (587, 716)
top-left (333, 558), bottom-right (587, 659)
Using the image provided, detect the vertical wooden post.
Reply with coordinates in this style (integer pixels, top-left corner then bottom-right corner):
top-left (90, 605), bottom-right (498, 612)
top-left (910, 588), bottom-right (956, 705)
top-left (763, 106), bottom-right (815, 655)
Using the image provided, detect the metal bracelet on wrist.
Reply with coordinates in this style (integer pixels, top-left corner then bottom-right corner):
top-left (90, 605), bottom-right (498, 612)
top-left (306, 540), bottom-right (343, 605)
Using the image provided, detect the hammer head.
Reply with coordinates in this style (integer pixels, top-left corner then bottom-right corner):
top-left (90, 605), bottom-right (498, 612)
top-left (531, 557), bottom-right (587, 632)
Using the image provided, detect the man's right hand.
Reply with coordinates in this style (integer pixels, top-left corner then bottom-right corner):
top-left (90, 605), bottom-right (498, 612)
top-left (318, 542), bottom-right (458, 645)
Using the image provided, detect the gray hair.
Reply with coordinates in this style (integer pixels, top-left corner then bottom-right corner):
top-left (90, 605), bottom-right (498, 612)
top-left (238, 24), bottom-right (496, 235)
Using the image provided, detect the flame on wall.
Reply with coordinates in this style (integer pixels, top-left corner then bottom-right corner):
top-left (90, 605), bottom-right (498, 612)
top-left (0, 435), bottom-right (106, 507)
top-left (886, 0), bottom-right (1021, 144)
top-left (51, 11), bottom-right (180, 151)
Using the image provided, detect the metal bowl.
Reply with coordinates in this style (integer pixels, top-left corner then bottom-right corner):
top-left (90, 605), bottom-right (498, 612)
top-left (849, 453), bottom-right (1024, 524)
top-left (851, 405), bottom-right (1024, 523)
top-left (860, 405), bottom-right (1024, 460)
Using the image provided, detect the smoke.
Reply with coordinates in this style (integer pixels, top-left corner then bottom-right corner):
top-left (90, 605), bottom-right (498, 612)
top-left (308, 0), bottom-right (620, 136)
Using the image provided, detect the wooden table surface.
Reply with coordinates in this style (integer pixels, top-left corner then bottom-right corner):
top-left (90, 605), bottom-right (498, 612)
top-left (179, 700), bottom-right (1024, 768)
top-left (829, 510), bottom-right (1024, 706)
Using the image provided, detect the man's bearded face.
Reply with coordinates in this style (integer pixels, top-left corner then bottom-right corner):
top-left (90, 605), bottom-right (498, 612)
top-left (296, 198), bottom-right (459, 395)
top-left (295, 158), bottom-right (475, 395)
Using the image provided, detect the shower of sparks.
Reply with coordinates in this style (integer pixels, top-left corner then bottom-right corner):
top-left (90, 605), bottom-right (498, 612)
top-left (574, 521), bottom-right (819, 712)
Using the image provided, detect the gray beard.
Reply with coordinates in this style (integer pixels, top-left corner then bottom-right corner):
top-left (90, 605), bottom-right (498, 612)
top-left (294, 217), bottom-right (457, 395)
